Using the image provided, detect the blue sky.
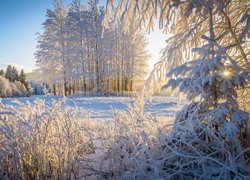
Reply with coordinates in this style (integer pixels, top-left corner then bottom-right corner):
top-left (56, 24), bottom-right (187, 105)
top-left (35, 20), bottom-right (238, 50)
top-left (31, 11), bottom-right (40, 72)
top-left (0, 0), bottom-right (165, 72)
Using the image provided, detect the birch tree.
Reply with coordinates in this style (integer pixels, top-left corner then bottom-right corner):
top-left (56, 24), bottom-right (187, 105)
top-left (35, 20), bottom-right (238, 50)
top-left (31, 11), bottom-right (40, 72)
top-left (36, 0), bottom-right (68, 95)
top-left (36, 0), bottom-right (150, 95)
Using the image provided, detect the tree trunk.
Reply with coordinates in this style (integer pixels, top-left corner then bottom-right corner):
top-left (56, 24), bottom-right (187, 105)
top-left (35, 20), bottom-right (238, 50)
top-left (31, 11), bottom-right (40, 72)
top-left (53, 84), bottom-right (57, 96)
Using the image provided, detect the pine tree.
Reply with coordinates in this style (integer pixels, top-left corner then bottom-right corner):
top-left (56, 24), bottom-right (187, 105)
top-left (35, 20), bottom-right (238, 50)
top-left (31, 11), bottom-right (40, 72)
top-left (5, 65), bottom-right (18, 82)
top-left (5, 65), bottom-right (13, 82)
top-left (11, 66), bottom-right (19, 82)
top-left (19, 69), bottom-right (29, 91)
top-left (164, 7), bottom-right (249, 148)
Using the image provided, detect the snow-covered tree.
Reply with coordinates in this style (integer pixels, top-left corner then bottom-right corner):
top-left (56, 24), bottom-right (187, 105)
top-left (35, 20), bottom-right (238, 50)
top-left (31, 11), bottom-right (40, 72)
top-left (5, 65), bottom-right (13, 82)
top-left (5, 65), bottom-right (19, 82)
top-left (105, 0), bottom-right (250, 96)
top-left (164, 6), bottom-right (249, 147)
top-left (11, 81), bottom-right (28, 97)
top-left (36, 0), bottom-right (150, 95)
top-left (100, 21), bottom-right (149, 94)
top-left (19, 69), bottom-right (30, 91)
top-left (66, 0), bottom-right (88, 93)
top-left (35, 0), bottom-right (69, 95)
top-left (0, 76), bottom-right (12, 97)
top-left (105, 0), bottom-right (250, 174)
top-left (0, 75), bottom-right (29, 98)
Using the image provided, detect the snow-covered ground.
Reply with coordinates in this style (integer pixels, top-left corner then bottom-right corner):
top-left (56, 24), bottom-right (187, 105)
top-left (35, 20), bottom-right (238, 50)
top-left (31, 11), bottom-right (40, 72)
top-left (1, 95), bottom-right (185, 120)
top-left (1, 96), bottom-right (249, 179)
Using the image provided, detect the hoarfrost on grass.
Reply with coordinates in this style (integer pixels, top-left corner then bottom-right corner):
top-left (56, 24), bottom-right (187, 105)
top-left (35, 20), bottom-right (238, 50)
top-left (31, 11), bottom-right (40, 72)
top-left (1, 96), bottom-right (249, 179)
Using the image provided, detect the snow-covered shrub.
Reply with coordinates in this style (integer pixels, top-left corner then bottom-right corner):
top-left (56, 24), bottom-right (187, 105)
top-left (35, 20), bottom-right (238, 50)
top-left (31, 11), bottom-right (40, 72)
top-left (160, 120), bottom-right (250, 179)
top-left (0, 76), bottom-right (12, 97)
top-left (11, 81), bottom-right (28, 97)
top-left (0, 98), bottom-right (94, 179)
top-left (0, 76), bottom-right (30, 98)
top-left (0, 96), bottom-right (249, 179)
top-left (89, 109), bottom-right (250, 179)
top-left (85, 109), bottom-right (172, 179)
top-left (30, 82), bottom-right (51, 95)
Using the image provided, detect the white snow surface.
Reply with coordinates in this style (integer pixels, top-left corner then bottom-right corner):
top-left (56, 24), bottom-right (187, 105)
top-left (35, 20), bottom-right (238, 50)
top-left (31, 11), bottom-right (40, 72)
top-left (1, 95), bottom-right (185, 120)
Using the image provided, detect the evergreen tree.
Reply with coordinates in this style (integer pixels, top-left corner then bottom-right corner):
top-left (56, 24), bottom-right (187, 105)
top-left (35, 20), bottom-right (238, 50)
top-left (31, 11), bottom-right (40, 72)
top-left (0, 69), bottom-right (4, 76)
top-left (5, 65), bottom-right (13, 82)
top-left (19, 69), bottom-right (29, 91)
top-left (11, 66), bottom-right (19, 82)
top-left (5, 65), bottom-right (19, 82)
top-left (165, 8), bottom-right (249, 148)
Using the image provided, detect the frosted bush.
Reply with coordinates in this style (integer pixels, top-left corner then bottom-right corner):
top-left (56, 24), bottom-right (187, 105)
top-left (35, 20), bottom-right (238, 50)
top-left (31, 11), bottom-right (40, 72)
top-left (13, 81), bottom-right (29, 97)
top-left (0, 76), bottom-right (12, 97)
top-left (89, 109), bottom-right (250, 179)
top-left (0, 98), bottom-right (94, 179)
top-left (11, 81), bottom-right (28, 97)
top-left (0, 76), bottom-right (29, 98)
top-left (1, 97), bottom-right (249, 179)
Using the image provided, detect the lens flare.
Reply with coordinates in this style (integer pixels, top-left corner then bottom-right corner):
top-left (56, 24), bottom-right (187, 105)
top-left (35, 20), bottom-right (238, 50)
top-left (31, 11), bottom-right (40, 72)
top-left (223, 70), bottom-right (230, 77)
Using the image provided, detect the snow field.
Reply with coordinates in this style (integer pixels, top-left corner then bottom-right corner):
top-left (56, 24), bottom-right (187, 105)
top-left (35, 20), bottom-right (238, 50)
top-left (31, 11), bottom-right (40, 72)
top-left (1, 95), bottom-right (183, 121)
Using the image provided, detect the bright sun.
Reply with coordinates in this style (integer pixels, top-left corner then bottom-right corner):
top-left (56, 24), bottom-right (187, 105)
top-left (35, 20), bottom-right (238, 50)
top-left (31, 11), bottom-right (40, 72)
top-left (223, 70), bottom-right (230, 77)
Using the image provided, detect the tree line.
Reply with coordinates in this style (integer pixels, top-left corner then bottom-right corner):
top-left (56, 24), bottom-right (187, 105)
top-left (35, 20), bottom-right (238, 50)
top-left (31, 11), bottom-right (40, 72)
top-left (0, 65), bottom-right (30, 97)
top-left (35, 0), bottom-right (149, 96)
